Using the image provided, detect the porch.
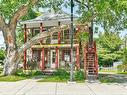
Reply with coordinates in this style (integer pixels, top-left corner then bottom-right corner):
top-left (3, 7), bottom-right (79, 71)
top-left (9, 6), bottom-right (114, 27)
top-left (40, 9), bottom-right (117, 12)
top-left (30, 44), bottom-right (80, 70)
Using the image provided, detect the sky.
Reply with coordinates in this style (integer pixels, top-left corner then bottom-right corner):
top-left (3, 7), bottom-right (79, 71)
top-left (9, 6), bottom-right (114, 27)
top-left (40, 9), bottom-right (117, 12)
top-left (0, 31), bottom-right (5, 48)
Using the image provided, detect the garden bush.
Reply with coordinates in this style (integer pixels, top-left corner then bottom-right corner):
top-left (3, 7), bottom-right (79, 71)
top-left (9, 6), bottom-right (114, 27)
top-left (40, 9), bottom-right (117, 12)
top-left (75, 70), bottom-right (85, 81)
top-left (54, 69), bottom-right (69, 79)
top-left (117, 64), bottom-right (127, 72)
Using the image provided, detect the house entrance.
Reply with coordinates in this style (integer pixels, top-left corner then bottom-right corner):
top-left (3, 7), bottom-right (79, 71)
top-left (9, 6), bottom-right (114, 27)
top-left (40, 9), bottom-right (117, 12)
top-left (50, 50), bottom-right (56, 68)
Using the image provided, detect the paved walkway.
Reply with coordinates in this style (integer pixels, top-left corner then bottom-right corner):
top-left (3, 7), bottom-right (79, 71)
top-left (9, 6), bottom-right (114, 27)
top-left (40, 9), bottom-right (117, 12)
top-left (0, 79), bottom-right (127, 95)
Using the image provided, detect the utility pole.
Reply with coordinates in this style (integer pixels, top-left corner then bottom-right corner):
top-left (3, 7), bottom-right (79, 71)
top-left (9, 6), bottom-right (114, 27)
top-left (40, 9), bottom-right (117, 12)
top-left (70, 0), bottom-right (74, 82)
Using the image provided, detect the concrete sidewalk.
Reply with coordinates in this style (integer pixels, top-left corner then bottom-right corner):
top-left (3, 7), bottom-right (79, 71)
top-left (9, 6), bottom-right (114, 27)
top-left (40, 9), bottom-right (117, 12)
top-left (0, 79), bottom-right (127, 95)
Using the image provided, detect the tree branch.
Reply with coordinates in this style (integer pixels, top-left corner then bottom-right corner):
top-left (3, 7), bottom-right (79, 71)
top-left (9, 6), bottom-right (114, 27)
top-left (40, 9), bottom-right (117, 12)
top-left (9, 0), bottom-right (38, 28)
top-left (74, 0), bottom-right (89, 9)
top-left (0, 15), bottom-right (6, 30)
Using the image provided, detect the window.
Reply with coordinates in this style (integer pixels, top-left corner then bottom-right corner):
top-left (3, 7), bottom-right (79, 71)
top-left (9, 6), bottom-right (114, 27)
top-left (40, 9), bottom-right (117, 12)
top-left (64, 50), bottom-right (70, 62)
top-left (52, 32), bottom-right (58, 40)
top-left (64, 30), bottom-right (70, 39)
top-left (33, 29), bottom-right (40, 36)
top-left (52, 52), bottom-right (56, 63)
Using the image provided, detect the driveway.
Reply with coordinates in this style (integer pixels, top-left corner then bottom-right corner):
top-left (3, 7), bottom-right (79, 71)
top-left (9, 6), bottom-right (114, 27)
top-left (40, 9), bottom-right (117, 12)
top-left (0, 79), bottom-right (127, 95)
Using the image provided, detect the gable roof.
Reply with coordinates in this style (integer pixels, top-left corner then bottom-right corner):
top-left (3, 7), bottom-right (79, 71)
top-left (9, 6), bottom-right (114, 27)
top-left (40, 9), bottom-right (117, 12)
top-left (20, 12), bottom-right (78, 28)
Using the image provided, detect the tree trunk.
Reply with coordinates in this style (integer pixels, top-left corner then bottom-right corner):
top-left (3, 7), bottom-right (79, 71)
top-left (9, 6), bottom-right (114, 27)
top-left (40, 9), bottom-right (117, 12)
top-left (2, 27), bottom-right (60, 76)
top-left (0, 0), bottom-right (39, 76)
top-left (3, 50), bottom-right (20, 75)
top-left (2, 28), bottom-right (19, 75)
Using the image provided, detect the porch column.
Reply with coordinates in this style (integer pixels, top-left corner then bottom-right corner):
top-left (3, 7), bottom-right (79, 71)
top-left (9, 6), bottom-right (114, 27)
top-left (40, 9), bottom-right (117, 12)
top-left (24, 24), bottom-right (27, 70)
top-left (40, 23), bottom-right (43, 43)
top-left (84, 46), bottom-right (87, 77)
top-left (55, 47), bottom-right (59, 69)
top-left (41, 47), bottom-right (45, 70)
top-left (58, 31), bottom-right (61, 44)
top-left (55, 22), bottom-right (61, 69)
top-left (76, 46), bottom-right (80, 70)
top-left (40, 23), bottom-right (43, 32)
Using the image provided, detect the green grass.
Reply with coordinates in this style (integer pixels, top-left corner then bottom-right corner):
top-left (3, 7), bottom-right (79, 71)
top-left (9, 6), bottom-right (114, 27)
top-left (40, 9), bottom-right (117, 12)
top-left (98, 74), bottom-right (127, 83)
top-left (38, 76), bottom-right (69, 82)
top-left (0, 75), bottom-right (29, 82)
top-left (38, 69), bottom-right (85, 83)
top-left (0, 69), bottom-right (43, 82)
top-left (37, 75), bottom-right (85, 83)
top-left (117, 72), bottom-right (127, 74)
top-left (99, 70), bottom-right (117, 73)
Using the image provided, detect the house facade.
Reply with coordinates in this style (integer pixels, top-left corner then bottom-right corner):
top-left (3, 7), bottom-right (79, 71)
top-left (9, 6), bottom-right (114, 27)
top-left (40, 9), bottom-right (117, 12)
top-left (20, 12), bottom-right (98, 79)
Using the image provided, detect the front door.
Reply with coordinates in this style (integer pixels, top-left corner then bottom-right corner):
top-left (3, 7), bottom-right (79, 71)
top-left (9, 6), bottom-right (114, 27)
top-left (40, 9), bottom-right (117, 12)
top-left (50, 50), bottom-right (56, 68)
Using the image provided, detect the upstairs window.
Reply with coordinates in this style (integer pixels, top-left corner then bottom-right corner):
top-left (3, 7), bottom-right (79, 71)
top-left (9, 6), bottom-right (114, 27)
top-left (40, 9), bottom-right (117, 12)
top-left (64, 30), bottom-right (70, 39)
top-left (52, 32), bottom-right (58, 40)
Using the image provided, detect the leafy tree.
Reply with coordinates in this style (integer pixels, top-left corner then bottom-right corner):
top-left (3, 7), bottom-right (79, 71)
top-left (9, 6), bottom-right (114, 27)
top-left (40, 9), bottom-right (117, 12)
top-left (0, 0), bottom-right (127, 76)
top-left (0, 49), bottom-right (5, 61)
top-left (123, 49), bottom-right (127, 64)
top-left (76, 31), bottom-right (89, 65)
top-left (0, 0), bottom-right (64, 75)
top-left (97, 32), bottom-right (123, 66)
top-left (74, 0), bottom-right (127, 31)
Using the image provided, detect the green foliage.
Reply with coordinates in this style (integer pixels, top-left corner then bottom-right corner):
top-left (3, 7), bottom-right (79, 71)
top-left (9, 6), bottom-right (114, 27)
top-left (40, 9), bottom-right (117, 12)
top-left (38, 69), bottom-right (85, 82)
top-left (117, 64), bottom-right (127, 72)
top-left (38, 69), bottom-right (70, 82)
top-left (76, 32), bottom-right (89, 43)
top-left (16, 29), bottom-right (24, 47)
top-left (77, 0), bottom-right (127, 31)
top-left (114, 49), bottom-right (127, 72)
top-left (27, 59), bottom-right (37, 70)
top-left (0, 0), bottom-right (64, 22)
top-left (38, 0), bottom-right (64, 13)
top-left (54, 69), bottom-right (69, 79)
top-left (16, 69), bottom-right (42, 77)
top-left (38, 76), bottom-right (69, 82)
top-left (123, 49), bottom-right (127, 64)
top-left (0, 0), bottom-right (27, 20)
top-left (75, 70), bottom-right (85, 81)
top-left (0, 75), bottom-right (28, 82)
top-left (97, 32), bottom-right (122, 66)
top-left (0, 49), bottom-right (5, 61)
top-left (99, 74), bottom-right (127, 83)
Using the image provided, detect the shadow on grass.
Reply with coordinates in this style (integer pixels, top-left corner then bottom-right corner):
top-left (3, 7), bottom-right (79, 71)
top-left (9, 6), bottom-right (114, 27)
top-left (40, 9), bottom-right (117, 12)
top-left (98, 74), bottom-right (127, 83)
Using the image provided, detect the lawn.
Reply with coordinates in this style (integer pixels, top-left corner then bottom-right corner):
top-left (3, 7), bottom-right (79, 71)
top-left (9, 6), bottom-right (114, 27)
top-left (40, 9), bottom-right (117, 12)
top-left (0, 69), bottom-right (43, 82)
top-left (38, 69), bottom-right (85, 83)
top-left (99, 69), bottom-right (117, 73)
top-left (37, 75), bottom-right (85, 83)
top-left (38, 75), bottom-right (69, 82)
top-left (0, 75), bottom-right (29, 82)
top-left (98, 74), bottom-right (127, 83)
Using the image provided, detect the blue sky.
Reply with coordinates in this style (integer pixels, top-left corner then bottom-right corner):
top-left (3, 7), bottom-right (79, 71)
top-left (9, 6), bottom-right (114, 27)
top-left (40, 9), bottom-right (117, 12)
top-left (0, 31), bottom-right (5, 47)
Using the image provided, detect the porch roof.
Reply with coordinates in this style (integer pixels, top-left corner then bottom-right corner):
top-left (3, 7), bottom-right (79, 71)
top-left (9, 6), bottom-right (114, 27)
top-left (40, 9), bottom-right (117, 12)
top-left (32, 44), bottom-right (79, 48)
top-left (20, 12), bottom-right (78, 28)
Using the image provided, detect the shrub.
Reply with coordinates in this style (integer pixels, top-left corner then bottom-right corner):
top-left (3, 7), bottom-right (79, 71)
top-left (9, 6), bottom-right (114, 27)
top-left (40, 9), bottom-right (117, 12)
top-left (117, 64), bottom-right (127, 72)
top-left (75, 70), bottom-right (85, 81)
top-left (0, 49), bottom-right (5, 60)
top-left (33, 71), bottom-right (42, 76)
top-left (54, 69), bottom-right (69, 79)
